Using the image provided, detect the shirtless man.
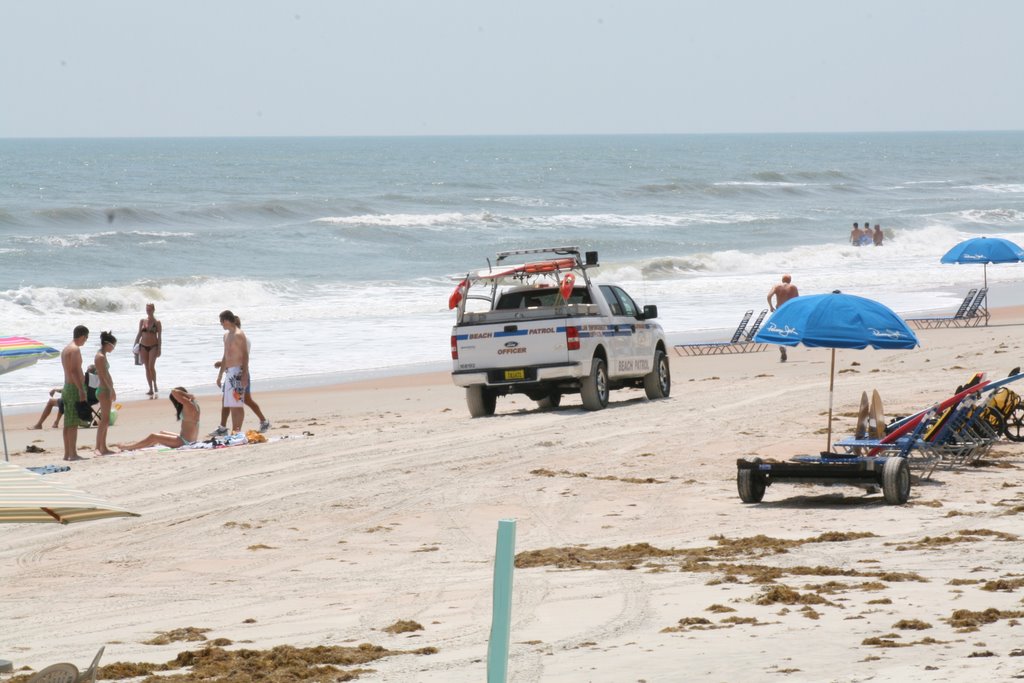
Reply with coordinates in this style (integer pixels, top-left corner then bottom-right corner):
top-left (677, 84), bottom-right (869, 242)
top-left (60, 325), bottom-right (91, 461)
top-left (849, 222), bottom-right (862, 246)
top-left (768, 274), bottom-right (799, 362)
top-left (218, 310), bottom-right (249, 433)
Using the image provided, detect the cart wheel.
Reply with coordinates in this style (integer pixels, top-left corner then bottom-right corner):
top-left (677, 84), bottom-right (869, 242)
top-left (1004, 404), bottom-right (1024, 442)
top-left (738, 462), bottom-right (766, 503)
top-left (881, 458), bottom-right (910, 505)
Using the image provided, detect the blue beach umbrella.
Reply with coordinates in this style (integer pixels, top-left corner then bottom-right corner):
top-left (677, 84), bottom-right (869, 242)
top-left (755, 292), bottom-right (919, 450)
top-left (940, 235), bottom-right (1024, 292)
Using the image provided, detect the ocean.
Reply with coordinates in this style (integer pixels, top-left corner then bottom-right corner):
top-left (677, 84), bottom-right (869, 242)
top-left (2, 132), bottom-right (1023, 408)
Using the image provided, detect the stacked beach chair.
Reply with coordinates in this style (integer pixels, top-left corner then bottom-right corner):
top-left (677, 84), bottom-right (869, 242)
top-left (906, 288), bottom-right (989, 329)
top-left (674, 309), bottom-right (769, 356)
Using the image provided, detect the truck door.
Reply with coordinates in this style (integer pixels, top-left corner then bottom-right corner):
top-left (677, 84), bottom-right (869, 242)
top-left (598, 285), bottom-right (641, 377)
top-left (611, 286), bottom-right (653, 375)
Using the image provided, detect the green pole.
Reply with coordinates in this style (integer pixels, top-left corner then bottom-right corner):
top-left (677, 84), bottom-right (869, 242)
top-left (486, 519), bottom-right (517, 683)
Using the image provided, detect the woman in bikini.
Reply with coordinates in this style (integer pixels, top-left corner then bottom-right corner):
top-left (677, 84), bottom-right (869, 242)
top-left (94, 331), bottom-right (117, 455)
top-left (117, 387), bottom-right (200, 451)
top-left (134, 303), bottom-right (162, 396)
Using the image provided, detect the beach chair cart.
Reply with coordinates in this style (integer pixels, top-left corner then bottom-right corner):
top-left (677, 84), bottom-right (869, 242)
top-left (736, 453), bottom-right (911, 506)
top-left (736, 414), bottom-right (932, 506)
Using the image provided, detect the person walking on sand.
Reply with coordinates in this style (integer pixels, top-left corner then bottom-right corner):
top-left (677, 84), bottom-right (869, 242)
top-left (218, 310), bottom-right (248, 434)
top-left (768, 274), bottom-right (799, 363)
top-left (873, 224), bottom-right (884, 246)
top-left (134, 303), bottom-right (162, 396)
top-left (94, 331), bottom-right (118, 455)
top-left (117, 387), bottom-right (200, 451)
top-left (211, 315), bottom-right (270, 436)
top-left (60, 325), bottom-right (92, 461)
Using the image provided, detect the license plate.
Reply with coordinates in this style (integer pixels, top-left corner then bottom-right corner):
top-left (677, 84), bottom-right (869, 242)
top-left (504, 369), bottom-right (526, 381)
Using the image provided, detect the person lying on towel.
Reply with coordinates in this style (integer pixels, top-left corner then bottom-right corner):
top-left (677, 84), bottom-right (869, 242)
top-left (117, 387), bottom-right (200, 451)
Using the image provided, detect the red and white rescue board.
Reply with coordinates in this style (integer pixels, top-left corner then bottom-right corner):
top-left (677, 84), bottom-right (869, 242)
top-left (468, 257), bottom-right (577, 281)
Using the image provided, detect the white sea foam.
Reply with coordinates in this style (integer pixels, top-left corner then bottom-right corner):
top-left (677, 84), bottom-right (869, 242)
top-left (526, 211), bottom-right (779, 228)
top-left (713, 181), bottom-right (813, 188)
top-left (955, 208), bottom-right (1024, 224)
top-left (966, 184), bottom-right (1024, 194)
top-left (475, 196), bottom-right (551, 207)
top-left (314, 212), bottom-right (491, 228)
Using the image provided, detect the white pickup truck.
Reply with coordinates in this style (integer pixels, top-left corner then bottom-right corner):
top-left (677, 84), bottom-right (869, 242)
top-left (449, 246), bottom-right (671, 417)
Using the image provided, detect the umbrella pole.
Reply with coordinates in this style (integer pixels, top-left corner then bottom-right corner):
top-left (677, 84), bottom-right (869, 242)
top-left (826, 349), bottom-right (836, 453)
top-left (0, 391), bottom-right (8, 462)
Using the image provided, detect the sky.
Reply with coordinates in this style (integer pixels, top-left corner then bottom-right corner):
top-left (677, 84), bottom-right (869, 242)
top-left (1, 0), bottom-right (1022, 138)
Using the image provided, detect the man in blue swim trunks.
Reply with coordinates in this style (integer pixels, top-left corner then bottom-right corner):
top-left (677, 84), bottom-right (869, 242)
top-left (60, 325), bottom-right (91, 461)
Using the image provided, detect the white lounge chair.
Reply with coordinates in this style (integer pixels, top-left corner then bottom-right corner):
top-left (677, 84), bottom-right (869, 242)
top-left (25, 646), bottom-right (104, 683)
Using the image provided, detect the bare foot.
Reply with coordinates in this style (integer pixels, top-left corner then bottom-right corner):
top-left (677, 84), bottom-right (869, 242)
top-left (95, 449), bottom-right (116, 456)
top-left (28, 424), bottom-right (42, 430)
top-left (146, 390), bottom-right (154, 396)
top-left (64, 454), bottom-right (89, 461)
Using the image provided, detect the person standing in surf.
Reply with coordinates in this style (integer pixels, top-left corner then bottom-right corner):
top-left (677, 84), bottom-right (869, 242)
top-left (217, 310), bottom-right (249, 434)
top-left (767, 274), bottom-right (799, 363)
top-left (849, 222), bottom-right (862, 246)
top-left (873, 224), bottom-right (884, 246)
top-left (134, 303), bottom-right (162, 396)
top-left (94, 331), bottom-right (118, 455)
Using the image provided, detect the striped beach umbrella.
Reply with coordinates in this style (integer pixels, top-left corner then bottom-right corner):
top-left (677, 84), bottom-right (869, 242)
top-left (0, 336), bottom-right (60, 374)
top-left (0, 336), bottom-right (61, 462)
top-left (0, 460), bottom-right (139, 524)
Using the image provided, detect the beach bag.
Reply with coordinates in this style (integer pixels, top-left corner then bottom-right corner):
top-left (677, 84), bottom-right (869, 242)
top-left (245, 430), bottom-right (266, 443)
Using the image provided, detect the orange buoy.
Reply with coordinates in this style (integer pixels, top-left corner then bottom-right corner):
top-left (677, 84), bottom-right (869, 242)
top-left (559, 273), bottom-right (576, 301)
top-left (449, 279), bottom-right (469, 309)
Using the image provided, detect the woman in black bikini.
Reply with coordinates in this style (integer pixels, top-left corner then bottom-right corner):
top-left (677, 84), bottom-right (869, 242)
top-left (134, 303), bottom-right (161, 396)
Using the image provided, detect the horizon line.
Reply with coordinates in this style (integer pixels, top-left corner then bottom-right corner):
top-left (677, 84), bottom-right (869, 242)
top-left (2, 128), bottom-right (1023, 142)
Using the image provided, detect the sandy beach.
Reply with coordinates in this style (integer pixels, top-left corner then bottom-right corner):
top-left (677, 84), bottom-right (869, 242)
top-left (3, 307), bottom-right (1024, 682)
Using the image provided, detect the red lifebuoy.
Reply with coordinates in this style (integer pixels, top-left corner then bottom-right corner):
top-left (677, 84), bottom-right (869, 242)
top-left (449, 279), bottom-right (469, 310)
top-left (559, 273), bottom-right (576, 301)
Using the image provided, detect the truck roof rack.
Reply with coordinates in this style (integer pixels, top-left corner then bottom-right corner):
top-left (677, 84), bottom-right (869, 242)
top-left (495, 246), bottom-right (597, 268)
top-left (495, 246), bottom-right (579, 262)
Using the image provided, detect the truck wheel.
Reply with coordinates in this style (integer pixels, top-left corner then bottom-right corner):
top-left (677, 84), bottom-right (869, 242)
top-left (580, 358), bottom-right (609, 410)
top-left (881, 457), bottom-right (910, 505)
top-left (737, 462), bottom-right (766, 503)
top-left (537, 392), bottom-right (561, 410)
top-left (644, 349), bottom-right (671, 400)
top-left (466, 385), bottom-right (496, 418)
